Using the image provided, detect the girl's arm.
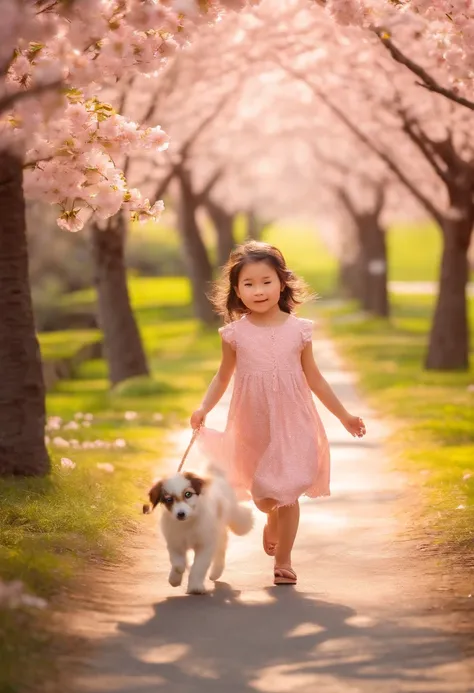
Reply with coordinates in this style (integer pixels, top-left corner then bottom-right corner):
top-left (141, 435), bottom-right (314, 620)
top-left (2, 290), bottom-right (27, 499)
top-left (190, 339), bottom-right (236, 429)
top-left (301, 343), bottom-right (366, 437)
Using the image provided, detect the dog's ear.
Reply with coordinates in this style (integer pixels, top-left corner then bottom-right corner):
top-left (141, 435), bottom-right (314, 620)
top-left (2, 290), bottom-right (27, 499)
top-left (148, 480), bottom-right (164, 510)
top-left (183, 472), bottom-right (208, 496)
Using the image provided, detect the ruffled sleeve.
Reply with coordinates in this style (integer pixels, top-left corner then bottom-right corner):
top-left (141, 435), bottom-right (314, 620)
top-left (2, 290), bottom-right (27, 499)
top-left (219, 322), bottom-right (237, 349)
top-left (300, 318), bottom-right (314, 348)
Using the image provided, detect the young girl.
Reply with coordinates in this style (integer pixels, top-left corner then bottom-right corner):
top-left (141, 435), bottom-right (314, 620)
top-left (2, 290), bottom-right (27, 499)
top-left (190, 241), bottom-right (366, 586)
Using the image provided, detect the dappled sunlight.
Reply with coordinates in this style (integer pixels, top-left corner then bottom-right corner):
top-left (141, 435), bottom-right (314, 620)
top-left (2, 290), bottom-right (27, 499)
top-left (137, 643), bottom-right (190, 665)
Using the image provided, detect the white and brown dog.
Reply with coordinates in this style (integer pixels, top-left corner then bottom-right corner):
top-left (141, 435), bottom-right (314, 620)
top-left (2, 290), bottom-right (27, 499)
top-left (145, 466), bottom-right (253, 595)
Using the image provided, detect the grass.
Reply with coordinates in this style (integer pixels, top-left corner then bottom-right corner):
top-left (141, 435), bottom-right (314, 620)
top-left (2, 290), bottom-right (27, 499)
top-left (318, 293), bottom-right (474, 554)
top-left (39, 329), bottom-right (101, 360)
top-left (387, 220), bottom-right (443, 282)
top-left (0, 276), bottom-right (222, 693)
top-left (264, 221), bottom-right (338, 297)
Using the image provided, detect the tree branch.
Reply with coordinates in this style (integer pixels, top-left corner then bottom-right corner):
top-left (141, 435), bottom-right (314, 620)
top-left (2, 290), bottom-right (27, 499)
top-left (375, 30), bottom-right (474, 113)
top-left (335, 186), bottom-right (359, 220)
top-left (153, 165), bottom-right (177, 203)
top-left (397, 110), bottom-right (450, 185)
top-left (0, 80), bottom-right (63, 116)
top-left (275, 59), bottom-right (442, 224)
top-left (196, 166), bottom-right (225, 205)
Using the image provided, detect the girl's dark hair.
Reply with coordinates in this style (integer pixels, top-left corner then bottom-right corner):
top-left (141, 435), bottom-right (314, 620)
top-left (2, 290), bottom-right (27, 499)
top-left (209, 240), bottom-right (312, 323)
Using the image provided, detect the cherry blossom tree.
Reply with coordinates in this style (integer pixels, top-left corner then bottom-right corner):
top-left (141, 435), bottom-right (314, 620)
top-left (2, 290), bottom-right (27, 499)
top-left (0, 0), bottom-right (253, 476)
top-left (244, 0), bottom-right (474, 370)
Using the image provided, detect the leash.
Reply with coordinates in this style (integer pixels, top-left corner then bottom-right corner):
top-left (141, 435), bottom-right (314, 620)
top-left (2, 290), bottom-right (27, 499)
top-left (177, 424), bottom-right (202, 473)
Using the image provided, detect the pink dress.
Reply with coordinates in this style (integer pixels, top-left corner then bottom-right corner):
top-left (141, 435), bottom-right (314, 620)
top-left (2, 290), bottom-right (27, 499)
top-left (199, 314), bottom-right (330, 507)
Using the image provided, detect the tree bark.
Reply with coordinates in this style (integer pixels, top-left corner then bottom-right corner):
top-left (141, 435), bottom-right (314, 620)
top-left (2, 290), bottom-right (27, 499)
top-left (425, 213), bottom-right (473, 370)
top-left (358, 218), bottom-right (389, 318)
top-left (177, 170), bottom-right (215, 324)
top-left (0, 152), bottom-right (49, 476)
top-left (337, 187), bottom-right (389, 317)
top-left (204, 199), bottom-right (235, 268)
top-left (247, 209), bottom-right (262, 241)
top-left (90, 214), bottom-right (149, 386)
top-left (338, 256), bottom-right (364, 300)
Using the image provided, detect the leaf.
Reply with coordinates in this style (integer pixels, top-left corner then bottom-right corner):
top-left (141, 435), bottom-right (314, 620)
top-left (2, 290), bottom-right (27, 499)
top-left (28, 42), bottom-right (44, 56)
top-left (64, 87), bottom-right (83, 104)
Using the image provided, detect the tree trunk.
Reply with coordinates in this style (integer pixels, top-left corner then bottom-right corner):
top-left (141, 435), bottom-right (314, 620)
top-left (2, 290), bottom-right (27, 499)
top-left (91, 214), bottom-right (149, 386)
top-left (338, 257), bottom-right (364, 300)
top-left (0, 153), bottom-right (49, 476)
top-left (205, 199), bottom-right (235, 267)
top-left (177, 172), bottom-right (215, 324)
top-left (425, 214), bottom-right (473, 370)
top-left (359, 219), bottom-right (389, 318)
top-left (247, 209), bottom-right (262, 241)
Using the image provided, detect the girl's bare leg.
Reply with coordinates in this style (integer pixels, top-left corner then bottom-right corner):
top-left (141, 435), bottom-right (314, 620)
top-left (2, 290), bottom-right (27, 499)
top-left (275, 501), bottom-right (300, 567)
top-left (255, 498), bottom-right (279, 555)
top-left (266, 507), bottom-right (279, 544)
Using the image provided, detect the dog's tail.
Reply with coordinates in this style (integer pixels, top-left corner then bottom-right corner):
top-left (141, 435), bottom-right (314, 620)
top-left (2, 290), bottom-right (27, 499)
top-left (228, 502), bottom-right (254, 536)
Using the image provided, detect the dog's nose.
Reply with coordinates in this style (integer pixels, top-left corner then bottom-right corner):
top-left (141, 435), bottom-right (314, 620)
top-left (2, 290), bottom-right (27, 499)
top-left (176, 511), bottom-right (186, 520)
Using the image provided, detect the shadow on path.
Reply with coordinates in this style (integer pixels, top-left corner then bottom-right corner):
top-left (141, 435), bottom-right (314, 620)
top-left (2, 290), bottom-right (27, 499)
top-left (76, 581), bottom-right (470, 693)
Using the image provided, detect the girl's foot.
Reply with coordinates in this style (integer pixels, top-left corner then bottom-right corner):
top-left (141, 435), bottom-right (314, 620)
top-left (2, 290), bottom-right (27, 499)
top-left (263, 509), bottom-right (279, 556)
top-left (274, 564), bottom-right (297, 585)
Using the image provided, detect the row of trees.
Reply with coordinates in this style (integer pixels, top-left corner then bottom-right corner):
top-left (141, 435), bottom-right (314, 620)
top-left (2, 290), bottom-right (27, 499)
top-left (0, 0), bottom-right (254, 476)
top-left (1, 0), bottom-right (474, 476)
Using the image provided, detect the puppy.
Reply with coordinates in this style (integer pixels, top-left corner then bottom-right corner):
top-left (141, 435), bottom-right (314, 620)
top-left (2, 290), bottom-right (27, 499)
top-left (146, 467), bottom-right (253, 595)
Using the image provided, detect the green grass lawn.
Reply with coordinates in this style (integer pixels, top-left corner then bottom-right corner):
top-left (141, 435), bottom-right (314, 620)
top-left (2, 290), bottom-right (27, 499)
top-left (39, 329), bottom-right (101, 360)
top-left (262, 218), bottom-right (467, 290)
top-left (264, 221), bottom-right (338, 297)
top-left (387, 220), bottom-right (443, 282)
top-left (0, 277), bottom-right (221, 693)
top-left (318, 293), bottom-right (474, 555)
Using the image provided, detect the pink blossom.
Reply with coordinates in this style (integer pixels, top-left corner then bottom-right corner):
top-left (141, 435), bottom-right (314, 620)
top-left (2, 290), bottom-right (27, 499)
top-left (325, 0), bottom-right (365, 26)
top-left (60, 457), bottom-right (76, 470)
top-left (0, 0), bottom-right (257, 229)
top-left (57, 210), bottom-right (87, 233)
top-left (0, 579), bottom-right (47, 610)
top-left (142, 126), bottom-right (170, 151)
top-left (9, 55), bottom-right (32, 84)
top-left (97, 463), bottom-right (115, 473)
top-left (52, 437), bottom-right (69, 448)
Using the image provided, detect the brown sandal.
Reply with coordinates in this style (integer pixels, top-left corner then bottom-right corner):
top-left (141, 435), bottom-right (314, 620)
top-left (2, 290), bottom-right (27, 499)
top-left (263, 524), bottom-right (277, 557)
top-left (274, 566), bottom-right (297, 585)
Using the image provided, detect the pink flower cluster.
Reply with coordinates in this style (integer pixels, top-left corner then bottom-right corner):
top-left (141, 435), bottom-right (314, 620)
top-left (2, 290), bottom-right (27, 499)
top-left (0, 0), bottom-right (253, 230)
top-left (20, 100), bottom-right (169, 231)
top-left (324, 0), bottom-right (474, 85)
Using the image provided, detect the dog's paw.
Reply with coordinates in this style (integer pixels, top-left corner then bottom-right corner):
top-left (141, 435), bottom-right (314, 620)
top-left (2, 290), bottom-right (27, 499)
top-left (169, 567), bottom-right (184, 587)
top-left (186, 582), bottom-right (208, 595)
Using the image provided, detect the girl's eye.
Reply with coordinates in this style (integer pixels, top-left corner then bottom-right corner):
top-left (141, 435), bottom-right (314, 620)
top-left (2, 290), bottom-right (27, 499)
top-left (264, 282), bottom-right (271, 285)
top-left (184, 491), bottom-right (193, 499)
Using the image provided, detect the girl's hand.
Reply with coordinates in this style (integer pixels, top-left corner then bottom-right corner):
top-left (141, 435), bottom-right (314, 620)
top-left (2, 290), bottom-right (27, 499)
top-left (190, 408), bottom-right (206, 430)
top-left (342, 414), bottom-right (366, 438)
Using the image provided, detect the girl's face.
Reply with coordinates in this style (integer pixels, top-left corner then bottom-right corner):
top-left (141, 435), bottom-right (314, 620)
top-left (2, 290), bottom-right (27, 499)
top-left (236, 260), bottom-right (283, 314)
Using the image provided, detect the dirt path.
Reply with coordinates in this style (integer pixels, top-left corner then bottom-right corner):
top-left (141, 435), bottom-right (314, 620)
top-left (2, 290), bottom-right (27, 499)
top-left (67, 330), bottom-right (474, 693)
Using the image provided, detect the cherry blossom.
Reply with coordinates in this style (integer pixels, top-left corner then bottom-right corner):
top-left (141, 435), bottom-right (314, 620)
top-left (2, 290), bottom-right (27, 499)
top-left (0, 0), bottom-right (254, 230)
top-left (60, 457), bottom-right (76, 470)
